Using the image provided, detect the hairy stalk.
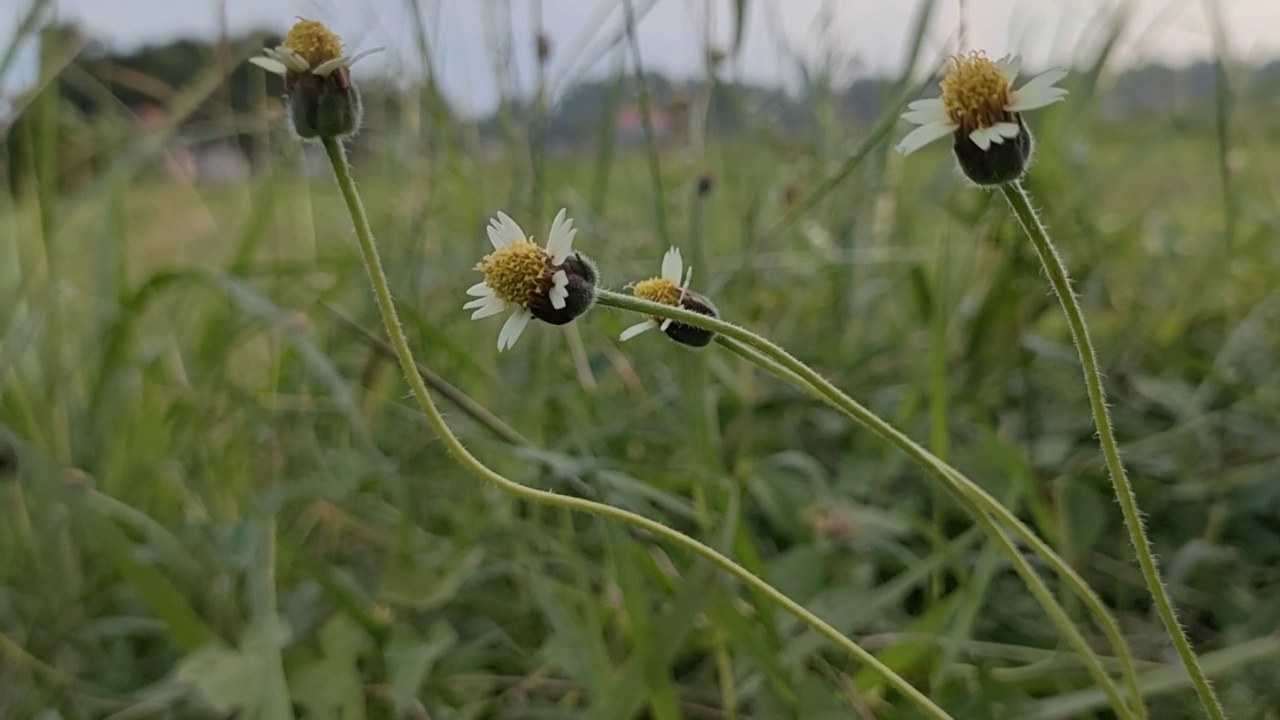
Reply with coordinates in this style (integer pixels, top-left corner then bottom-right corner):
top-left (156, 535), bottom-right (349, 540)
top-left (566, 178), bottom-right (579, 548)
top-left (320, 138), bottom-right (950, 719)
top-left (598, 289), bottom-right (1144, 718)
top-left (1000, 181), bottom-right (1224, 720)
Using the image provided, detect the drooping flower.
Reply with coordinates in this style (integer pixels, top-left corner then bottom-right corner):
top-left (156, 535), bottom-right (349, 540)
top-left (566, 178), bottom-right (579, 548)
top-left (621, 247), bottom-right (719, 348)
top-left (249, 19), bottom-right (384, 140)
top-left (464, 209), bottom-right (598, 351)
top-left (896, 52), bottom-right (1067, 185)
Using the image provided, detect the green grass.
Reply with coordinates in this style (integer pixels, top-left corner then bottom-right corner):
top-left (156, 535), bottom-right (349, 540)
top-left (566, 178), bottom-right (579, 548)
top-left (5, 6), bottom-right (1280, 718)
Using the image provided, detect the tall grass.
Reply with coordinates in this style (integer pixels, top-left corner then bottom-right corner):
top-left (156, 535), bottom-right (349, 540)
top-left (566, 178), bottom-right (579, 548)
top-left (2, 1), bottom-right (1279, 718)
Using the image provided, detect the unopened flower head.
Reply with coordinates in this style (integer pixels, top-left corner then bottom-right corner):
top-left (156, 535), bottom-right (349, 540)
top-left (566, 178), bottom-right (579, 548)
top-left (621, 247), bottom-right (719, 348)
top-left (896, 52), bottom-right (1067, 186)
top-left (464, 209), bottom-right (598, 351)
top-left (249, 19), bottom-right (384, 140)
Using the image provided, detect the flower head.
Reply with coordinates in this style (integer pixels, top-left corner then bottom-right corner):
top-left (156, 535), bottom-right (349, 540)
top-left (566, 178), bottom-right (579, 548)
top-left (249, 19), bottom-right (384, 140)
top-left (896, 52), bottom-right (1067, 185)
top-left (464, 209), bottom-right (598, 351)
top-left (621, 248), bottom-right (719, 348)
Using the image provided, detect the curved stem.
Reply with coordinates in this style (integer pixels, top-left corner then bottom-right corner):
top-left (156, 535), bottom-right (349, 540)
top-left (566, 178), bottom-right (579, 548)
top-left (1000, 181), bottom-right (1225, 720)
top-left (714, 334), bottom-right (1137, 718)
top-left (320, 138), bottom-right (951, 720)
top-left (599, 290), bottom-right (1144, 718)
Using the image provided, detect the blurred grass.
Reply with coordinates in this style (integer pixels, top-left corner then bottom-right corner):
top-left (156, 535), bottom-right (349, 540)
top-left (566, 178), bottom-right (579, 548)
top-left (4, 0), bottom-right (1280, 718)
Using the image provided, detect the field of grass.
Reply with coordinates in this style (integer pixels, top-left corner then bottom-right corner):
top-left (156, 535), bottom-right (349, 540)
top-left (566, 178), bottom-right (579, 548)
top-left (4, 5), bottom-right (1280, 720)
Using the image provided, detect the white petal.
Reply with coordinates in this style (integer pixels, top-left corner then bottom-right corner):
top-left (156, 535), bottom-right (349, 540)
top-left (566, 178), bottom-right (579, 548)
top-left (347, 47), bottom-right (386, 66)
top-left (249, 57), bottom-right (288, 75)
top-left (275, 48), bottom-right (310, 72)
top-left (907, 98), bottom-right (943, 112)
top-left (312, 56), bottom-right (350, 77)
top-left (463, 296), bottom-right (497, 310)
top-left (550, 270), bottom-right (569, 309)
top-left (895, 121), bottom-right (957, 155)
top-left (470, 298), bottom-right (508, 319)
top-left (968, 126), bottom-right (1003, 151)
top-left (312, 47), bottom-right (386, 76)
top-left (901, 106), bottom-right (948, 125)
top-left (619, 320), bottom-right (657, 342)
top-left (497, 212), bottom-right (526, 247)
top-left (995, 54), bottom-right (1021, 84)
top-left (549, 285), bottom-right (568, 308)
top-left (1013, 67), bottom-right (1068, 101)
top-left (262, 48), bottom-right (303, 70)
top-left (1007, 85), bottom-right (1068, 112)
top-left (992, 122), bottom-right (1022, 139)
top-left (545, 208), bottom-right (576, 264)
top-left (466, 282), bottom-right (493, 297)
top-left (497, 309), bottom-right (533, 351)
top-left (661, 247), bottom-right (683, 283)
top-left (486, 220), bottom-right (510, 249)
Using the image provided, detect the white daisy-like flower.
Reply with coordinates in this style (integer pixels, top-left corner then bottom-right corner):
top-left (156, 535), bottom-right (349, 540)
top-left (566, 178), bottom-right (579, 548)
top-left (619, 247), bottom-right (695, 342)
top-left (249, 19), bottom-right (383, 79)
top-left (464, 208), bottom-right (585, 351)
top-left (896, 52), bottom-right (1067, 156)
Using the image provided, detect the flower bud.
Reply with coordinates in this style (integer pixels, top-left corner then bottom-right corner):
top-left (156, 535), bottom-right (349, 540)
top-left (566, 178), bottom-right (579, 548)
top-left (464, 209), bottom-right (597, 351)
top-left (895, 51), bottom-right (1067, 187)
top-left (620, 247), bottom-right (719, 348)
top-left (249, 19), bottom-right (384, 141)
top-left (287, 70), bottom-right (362, 140)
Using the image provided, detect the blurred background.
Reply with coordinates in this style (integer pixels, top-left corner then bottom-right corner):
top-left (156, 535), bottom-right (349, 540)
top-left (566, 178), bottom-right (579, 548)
top-left (3, 0), bottom-right (1280, 718)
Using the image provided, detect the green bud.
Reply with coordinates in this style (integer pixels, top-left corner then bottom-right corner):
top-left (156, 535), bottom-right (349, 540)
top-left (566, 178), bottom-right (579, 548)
top-left (287, 69), bottom-right (362, 140)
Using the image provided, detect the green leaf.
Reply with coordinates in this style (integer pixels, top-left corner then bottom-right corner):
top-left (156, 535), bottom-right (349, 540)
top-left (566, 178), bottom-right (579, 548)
top-left (385, 622), bottom-right (457, 712)
top-left (177, 616), bottom-right (293, 720)
top-left (378, 546), bottom-right (483, 611)
top-left (288, 614), bottom-right (370, 720)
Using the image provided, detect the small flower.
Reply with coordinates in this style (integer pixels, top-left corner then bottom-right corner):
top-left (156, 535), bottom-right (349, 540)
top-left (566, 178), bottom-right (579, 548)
top-left (621, 247), bottom-right (719, 348)
top-left (464, 209), bottom-right (598, 351)
top-left (896, 52), bottom-right (1067, 185)
top-left (249, 19), bottom-right (384, 140)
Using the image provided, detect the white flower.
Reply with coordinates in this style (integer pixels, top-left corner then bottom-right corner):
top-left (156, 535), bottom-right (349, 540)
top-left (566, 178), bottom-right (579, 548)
top-left (249, 19), bottom-right (384, 78)
top-left (464, 209), bottom-right (578, 351)
top-left (896, 52), bottom-right (1067, 156)
top-left (620, 247), bottom-right (693, 342)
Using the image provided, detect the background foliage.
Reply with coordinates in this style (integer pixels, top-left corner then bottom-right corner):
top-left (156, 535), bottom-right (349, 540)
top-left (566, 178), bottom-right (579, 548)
top-left (3, 1), bottom-right (1280, 718)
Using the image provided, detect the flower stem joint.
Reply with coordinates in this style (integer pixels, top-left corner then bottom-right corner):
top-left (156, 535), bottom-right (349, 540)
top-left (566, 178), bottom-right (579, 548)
top-left (896, 52), bottom-right (1067, 187)
top-left (621, 247), bottom-right (719, 348)
top-left (250, 19), bottom-right (384, 140)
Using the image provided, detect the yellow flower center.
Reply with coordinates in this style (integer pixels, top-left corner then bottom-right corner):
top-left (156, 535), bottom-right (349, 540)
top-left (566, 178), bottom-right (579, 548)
top-left (479, 241), bottom-right (550, 306)
top-left (940, 52), bottom-right (1013, 130)
top-left (630, 277), bottom-right (682, 306)
top-left (285, 19), bottom-right (344, 68)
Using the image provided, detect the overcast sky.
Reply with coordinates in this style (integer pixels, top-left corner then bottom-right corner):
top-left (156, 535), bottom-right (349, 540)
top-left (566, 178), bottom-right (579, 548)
top-left (4, 0), bottom-right (1280, 115)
